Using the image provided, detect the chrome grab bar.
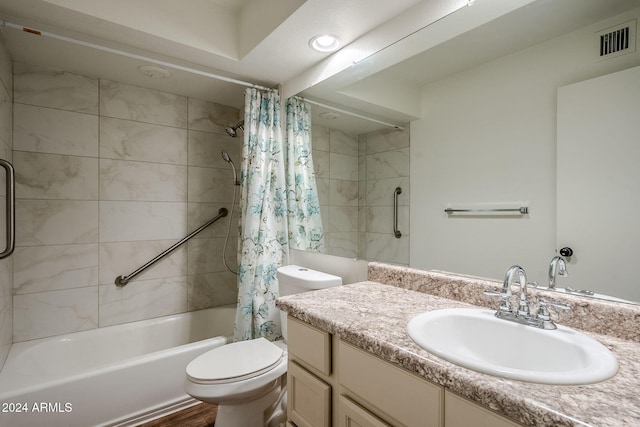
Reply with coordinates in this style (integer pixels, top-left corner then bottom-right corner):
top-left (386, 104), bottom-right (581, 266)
top-left (115, 207), bottom-right (229, 287)
top-left (0, 159), bottom-right (15, 260)
top-left (393, 186), bottom-right (402, 238)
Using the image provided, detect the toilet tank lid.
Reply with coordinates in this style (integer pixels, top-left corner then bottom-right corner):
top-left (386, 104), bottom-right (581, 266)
top-left (276, 265), bottom-right (342, 288)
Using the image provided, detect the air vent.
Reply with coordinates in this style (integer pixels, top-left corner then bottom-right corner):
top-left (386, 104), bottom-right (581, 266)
top-left (596, 20), bottom-right (636, 60)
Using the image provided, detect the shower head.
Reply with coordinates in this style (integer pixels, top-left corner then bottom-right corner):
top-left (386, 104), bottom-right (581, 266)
top-left (225, 120), bottom-right (244, 138)
top-left (221, 150), bottom-right (240, 186)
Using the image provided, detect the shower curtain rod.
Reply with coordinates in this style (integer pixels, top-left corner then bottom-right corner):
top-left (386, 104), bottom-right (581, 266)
top-left (295, 96), bottom-right (406, 131)
top-left (2, 20), bottom-right (274, 91)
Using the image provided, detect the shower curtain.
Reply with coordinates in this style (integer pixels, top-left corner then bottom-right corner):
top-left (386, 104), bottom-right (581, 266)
top-left (234, 88), bottom-right (289, 341)
top-left (285, 97), bottom-right (325, 252)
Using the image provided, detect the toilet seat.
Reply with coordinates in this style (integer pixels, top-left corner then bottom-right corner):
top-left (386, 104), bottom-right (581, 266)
top-left (186, 337), bottom-right (284, 385)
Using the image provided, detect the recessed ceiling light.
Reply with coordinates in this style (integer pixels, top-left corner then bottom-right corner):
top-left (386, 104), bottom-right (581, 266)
top-left (309, 34), bottom-right (342, 52)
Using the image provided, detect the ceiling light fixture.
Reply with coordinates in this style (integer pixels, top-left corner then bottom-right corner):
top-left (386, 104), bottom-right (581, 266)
top-left (309, 34), bottom-right (342, 52)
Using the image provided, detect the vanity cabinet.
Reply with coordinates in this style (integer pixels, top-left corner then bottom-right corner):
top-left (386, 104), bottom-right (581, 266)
top-left (286, 316), bottom-right (523, 427)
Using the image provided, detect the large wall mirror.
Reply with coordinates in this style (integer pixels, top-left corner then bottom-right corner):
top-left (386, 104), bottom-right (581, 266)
top-left (291, 0), bottom-right (640, 304)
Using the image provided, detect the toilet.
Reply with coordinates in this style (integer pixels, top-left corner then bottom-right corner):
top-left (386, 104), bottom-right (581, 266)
top-left (184, 265), bottom-right (342, 427)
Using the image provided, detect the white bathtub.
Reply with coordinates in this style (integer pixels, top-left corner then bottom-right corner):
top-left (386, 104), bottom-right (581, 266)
top-left (0, 304), bottom-right (236, 427)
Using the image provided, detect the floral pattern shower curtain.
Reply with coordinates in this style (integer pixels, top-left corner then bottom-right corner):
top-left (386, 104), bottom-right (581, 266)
top-left (234, 88), bottom-right (289, 341)
top-left (285, 97), bottom-right (325, 252)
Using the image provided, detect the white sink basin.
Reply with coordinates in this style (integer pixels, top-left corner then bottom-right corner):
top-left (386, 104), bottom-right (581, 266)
top-left (407, 308), bottom-right (618, 385)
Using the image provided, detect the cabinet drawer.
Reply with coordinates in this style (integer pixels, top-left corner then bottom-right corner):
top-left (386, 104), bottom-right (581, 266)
top-left (288, 361), bottom-right (331, 427)
top-left (287, 316), bottom-right (331, 376)
top-left (339, 395), bottom-right (391, 427)
top-left (445, 390), bottom-right (523, 427)
top-left (339, 341), bottom-right (443, 426)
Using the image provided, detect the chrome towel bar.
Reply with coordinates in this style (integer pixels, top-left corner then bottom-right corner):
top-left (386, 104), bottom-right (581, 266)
top-left (444, 206), bottom-right (529, 215)
top-left (0, 159), bottom-right (15, 260)
top-left (115, 207), bottom-right (229, 287)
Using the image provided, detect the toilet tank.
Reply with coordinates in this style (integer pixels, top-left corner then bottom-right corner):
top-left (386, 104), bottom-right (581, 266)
top-left (277, 265), bottom-right (342, 340)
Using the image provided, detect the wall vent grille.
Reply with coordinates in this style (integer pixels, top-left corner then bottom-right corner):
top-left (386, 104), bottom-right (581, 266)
top-left (596, 20), bottom-right (636, 60)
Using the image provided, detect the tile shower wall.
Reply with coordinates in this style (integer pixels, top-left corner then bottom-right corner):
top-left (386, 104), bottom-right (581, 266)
top-left (0, 30), bottom-right (13, 368)
top-left (360, 128), bottom-right (410, 265)
top-left (312, 125), bottom-right (360, 257)
top-left (12, 63), bottom-right (241, 342)
top-left (312, 124), bottom-right (409, 264)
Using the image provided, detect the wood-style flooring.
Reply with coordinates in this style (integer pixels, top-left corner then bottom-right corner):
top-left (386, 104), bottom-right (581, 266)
top-left (138, 403), bottom-right (217, 427)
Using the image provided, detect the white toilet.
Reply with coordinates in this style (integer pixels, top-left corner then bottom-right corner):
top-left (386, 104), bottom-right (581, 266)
top-left (184, 265), bottom-right (342, 427)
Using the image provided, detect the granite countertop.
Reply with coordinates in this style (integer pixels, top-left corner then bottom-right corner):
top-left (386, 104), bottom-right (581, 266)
top-left (276, 281), bottom-right (640, 427)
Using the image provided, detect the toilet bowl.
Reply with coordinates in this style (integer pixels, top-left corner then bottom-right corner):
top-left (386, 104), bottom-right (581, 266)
top-left (184, 265), bottom-right (342, 427)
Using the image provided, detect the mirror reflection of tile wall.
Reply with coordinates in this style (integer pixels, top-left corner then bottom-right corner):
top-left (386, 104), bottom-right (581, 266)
top-left (312, 124), bottom-right (409, 265)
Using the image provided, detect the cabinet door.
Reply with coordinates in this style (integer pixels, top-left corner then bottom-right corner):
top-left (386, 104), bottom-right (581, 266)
top-left (339, 395), bottom-right (391, 427)
top-left (339, 341), bottom-right (443, 426)
top-left (288, 361), bottom-right (331, 427)
top-left (445, 390), bottom-right (522, 427)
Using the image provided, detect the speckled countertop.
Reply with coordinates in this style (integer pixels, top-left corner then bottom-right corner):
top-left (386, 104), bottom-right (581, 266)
top-left (276, 265), bottom-right (640, 427)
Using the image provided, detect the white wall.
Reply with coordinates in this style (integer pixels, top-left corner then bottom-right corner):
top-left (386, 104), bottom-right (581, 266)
top-left (410, 8), bottom-right (640, 285)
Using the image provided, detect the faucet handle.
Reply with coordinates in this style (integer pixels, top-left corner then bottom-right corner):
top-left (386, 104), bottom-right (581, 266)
top-left (536, 298), bottom-right (571, 329)
top-left (483, 289), bottom-right (511, 313)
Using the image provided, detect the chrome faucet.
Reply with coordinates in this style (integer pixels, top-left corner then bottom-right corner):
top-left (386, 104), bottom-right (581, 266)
top-left (548, 256), bottom-right (568, 289)
top-left (485, 265), bottom-right (570, 329)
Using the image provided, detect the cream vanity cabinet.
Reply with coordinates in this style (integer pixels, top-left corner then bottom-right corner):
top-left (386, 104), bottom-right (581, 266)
top-left (286, 316), bottom-right (523, 427)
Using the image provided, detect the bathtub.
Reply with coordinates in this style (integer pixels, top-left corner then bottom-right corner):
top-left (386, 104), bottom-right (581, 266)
top-left (0, 304), bottom-right (236, 427)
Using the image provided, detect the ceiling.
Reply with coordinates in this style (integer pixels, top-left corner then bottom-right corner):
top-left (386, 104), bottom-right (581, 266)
top-left (0, 0), bottom-right (428, 109)
top-left (1, 0), bottom-right (638, 135)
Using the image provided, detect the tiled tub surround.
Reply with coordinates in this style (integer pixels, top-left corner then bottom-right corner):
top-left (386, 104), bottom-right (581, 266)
top-left (12, 63), bottom-right (241, 342)
top-left (276, 263), bottom-right (640, 426)
top-left (311, 125), bottom-right (409, 264)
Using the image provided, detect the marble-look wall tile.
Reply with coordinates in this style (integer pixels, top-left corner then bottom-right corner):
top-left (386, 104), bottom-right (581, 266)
top-left (99, 117), bottom-right (187, 164)
top-left (316, 178), bottom-right (330, 206)
top-left (366, 129), bottom-right (410, 154)
top-left (312, 125), bottom-right (330, 151)
top-left (14, 152), bottom-right (98, 200)
top-left (0, 34), bottom-right (12, 96)
top-left (188, 272), bottom-right (238, 311)
top-left (16, 200), bottom-right (98, 246)
top-left (366, 149), bottom-right (410, 180)
top-left (188, 98), bottom-right (241, 133)
top-left (366, 206), bottom-right (409, 235)
top-left (14, 244), bottom-right (98, 294)
top-left (13, 287), bottom-right (99, 341)
top-left (326, 232), bottom-right (358, 258)
top-left (100, 80), bottom-right (187, 128)
top-left (13, 104), bottom-right (99, 156)
top-left (188, 129), bottom-right (240, 168)
top-left (187, 237), bottom-right (237, 275)
top-left (366, 177), bottom-right (410, 206)
top-left (312, 149), bottom-right (329, 179)
top-left (188, 166), bottom-right (237, 203)
top-left (0, 82), bottom-right (11, 150)
top-left (365, 233), bottom-right (409, 265)
top-left (187, 202), bottom-right (240, 239)
top-left (98, 276), bottom-right (187, 327)
top-left (330, 180), bottom-right (359, 207)
top-left (99, 241), bottom-right (187, 285)
top-left (14, 63), bottom-right (98, 113)
top-left (99, 201), bottom-right (187, 242)
top-left (330, 152), bottom-right (359, 181)
top-left (99, 159), bottom-right (187, 202)
top-left (0, 33), bottom-right (11, 369)
top-left (330, 129), bottom-right (358, 156)
top-left (328, 206), bottom-right (359, 232)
